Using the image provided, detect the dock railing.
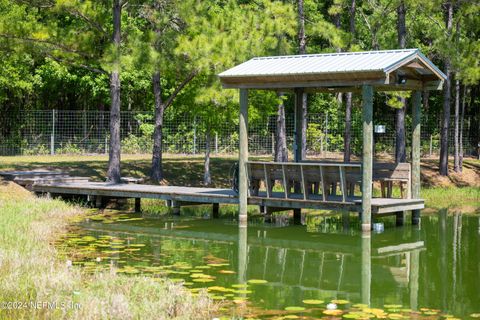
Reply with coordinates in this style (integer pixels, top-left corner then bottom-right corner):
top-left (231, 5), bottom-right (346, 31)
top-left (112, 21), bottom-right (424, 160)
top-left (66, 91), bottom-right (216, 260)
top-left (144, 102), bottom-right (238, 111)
top-left (247, 161), bottom-right (362, 203)
top-left (247, 161), bottom-right (412, 203)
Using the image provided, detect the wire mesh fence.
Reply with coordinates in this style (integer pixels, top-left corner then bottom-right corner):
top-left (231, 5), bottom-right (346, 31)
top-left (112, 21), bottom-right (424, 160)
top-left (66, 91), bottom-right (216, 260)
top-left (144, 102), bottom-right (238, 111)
top-left (0, 109), bottom-right (476, 159)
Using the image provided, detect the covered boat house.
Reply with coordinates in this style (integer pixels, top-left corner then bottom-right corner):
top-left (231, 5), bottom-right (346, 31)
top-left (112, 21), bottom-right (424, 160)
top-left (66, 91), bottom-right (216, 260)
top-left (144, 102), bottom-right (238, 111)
top-left (219, 49), bottom-right (447, 232)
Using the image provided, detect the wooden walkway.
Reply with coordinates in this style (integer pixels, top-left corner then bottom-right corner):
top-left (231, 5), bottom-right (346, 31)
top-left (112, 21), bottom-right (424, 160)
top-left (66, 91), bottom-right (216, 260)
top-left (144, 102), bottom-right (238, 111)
top-left (32, 182), bottom-right (239, 204)
top-left (29, 181), bottom-right (424, 215)
top-left (1, 170), bottom-right (424, 219)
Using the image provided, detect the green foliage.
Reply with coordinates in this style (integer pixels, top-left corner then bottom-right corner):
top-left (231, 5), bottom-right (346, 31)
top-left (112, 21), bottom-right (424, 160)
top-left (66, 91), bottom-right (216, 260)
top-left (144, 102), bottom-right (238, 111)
top-left (0, 0), bottom-right (478, 157)
top-left (122, 134), bottom-right (153, 154)
top-left (56, 142), bottom-right (83, 155)
top-left (23, 144), bottom-right (49, 156)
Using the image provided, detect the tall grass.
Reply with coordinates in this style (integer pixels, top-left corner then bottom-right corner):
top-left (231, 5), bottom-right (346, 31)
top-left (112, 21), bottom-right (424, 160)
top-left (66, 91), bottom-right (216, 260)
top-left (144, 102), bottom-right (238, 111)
top-left (422, 187), bottom-right (480, 209)
top-left (0, 183), bottom-right (217, 320)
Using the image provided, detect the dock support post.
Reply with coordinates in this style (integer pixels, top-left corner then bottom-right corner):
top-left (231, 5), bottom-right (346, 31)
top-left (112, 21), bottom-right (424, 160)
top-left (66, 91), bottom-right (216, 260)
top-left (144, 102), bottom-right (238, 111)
top-left (361, 233), bottom-right (371, 306)
top-left (212, 203), bottom-right (219, 218)
top-left (293, 209), bottom-right (302, 225)
top-left (293, 88), bottom-right (306, 217)
top-left (171, 201), bottom-right (180, 215)
top-left (294, 88), bottom-right (306, 163)
top-left (95, 196), bottom-right (103, 208)
top-left (411, 90), bottom-right (422, 225)
top-left (238, 89), bottom-right (249, 227)
top-left (361, 85), bottom-right (373, 232)
top-left (396, 211), bottom-right (405, 226)
top-left (134, 198), bottom-right (141, 213)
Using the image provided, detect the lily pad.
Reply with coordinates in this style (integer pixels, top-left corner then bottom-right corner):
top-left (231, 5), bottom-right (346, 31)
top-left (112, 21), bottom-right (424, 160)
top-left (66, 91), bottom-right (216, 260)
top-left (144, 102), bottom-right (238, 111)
top-left (192, 278), bottom-right (214, 283)
top-left (323, 309), bottom-right (343, 316)
top-left (207, 263), bottom-right (229, 267)
top-left (247, 279), bottom-right (268, 284)
top-left (385, 305), bottom-right (403, 309)
top-left (234, 289), bottom-right (252, 294)
top-left (331, 299), bottom-right (350, 305)
top-left (218, 270), bottom-right (236, 274)
top-left (302, 299), bottom-right (324, 305)
top-left (285, 306), bottom-right (306, 312)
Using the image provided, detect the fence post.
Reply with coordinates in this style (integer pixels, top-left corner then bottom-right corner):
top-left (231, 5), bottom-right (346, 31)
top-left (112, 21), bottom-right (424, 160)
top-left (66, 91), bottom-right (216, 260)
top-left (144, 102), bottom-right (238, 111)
top-left (215, 132), bottom-right (218, 155)
top-left (104, 136), bottom-right (108, 154)
top-left (50, 109), bottom-right (56, 155)
top-left (271, 133), bottom-right (275, 156)
top-left (324, 113), bottom-right (329, 153)
top-left (193, 116), bottom-right (197, 155)
top-left (429, 135), bottom-right (433, 157)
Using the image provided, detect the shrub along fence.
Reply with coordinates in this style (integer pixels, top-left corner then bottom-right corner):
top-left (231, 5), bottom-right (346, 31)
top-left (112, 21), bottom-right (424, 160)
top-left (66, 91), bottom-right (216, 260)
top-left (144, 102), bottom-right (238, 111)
top-left (0, 109), bottom-right (476, 159)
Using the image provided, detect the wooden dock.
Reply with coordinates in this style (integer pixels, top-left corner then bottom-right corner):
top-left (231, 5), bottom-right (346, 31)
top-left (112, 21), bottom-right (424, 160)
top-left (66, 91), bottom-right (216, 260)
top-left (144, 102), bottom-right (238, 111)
top-left (29, 180), bottom-right (424, 217)
top-left (1, 169), bottom-right (424, 224)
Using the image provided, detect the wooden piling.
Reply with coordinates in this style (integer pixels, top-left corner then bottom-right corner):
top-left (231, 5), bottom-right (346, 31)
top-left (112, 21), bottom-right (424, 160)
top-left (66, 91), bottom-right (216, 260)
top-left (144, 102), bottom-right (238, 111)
top-left (411, 90), bottom-right (422, 225)
top-left (239, 89), bottom-right (249, 227)
top-left (134, 198), bottom-right (141, 213)
top-left (212, 203), bottom-right (219, 218)
top-left (293, 209), bottom-right (302, 225)
top-left (361, 85), bottom-right (373, 232)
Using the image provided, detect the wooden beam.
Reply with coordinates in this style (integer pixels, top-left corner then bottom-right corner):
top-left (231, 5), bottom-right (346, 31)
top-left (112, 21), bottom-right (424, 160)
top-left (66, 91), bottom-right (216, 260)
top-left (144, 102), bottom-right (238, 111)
top-left (339, 167), bottom-right (347, 203)
top-left (300, 165), bottom-right (307, 200)
top-left (319, 166), bottom-right (326, 201)
top-left (239, 89), bottom-right (249, 226)
top-left (281, 164), bottom-right (288, 198)
top-left (263, 163), bottom-right (271, 198)
top-left (361, 85), bottom-right (373, 232)
top-left (222, 77), bottom-right (387, 90)
top-left (294, 88), bottom-right (304, 162)
top-left (411, 90), bottom-right (422, 225)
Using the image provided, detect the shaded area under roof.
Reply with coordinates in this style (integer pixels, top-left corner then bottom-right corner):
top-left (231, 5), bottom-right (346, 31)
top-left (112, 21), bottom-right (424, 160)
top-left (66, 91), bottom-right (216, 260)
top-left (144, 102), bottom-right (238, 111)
top-left (219, 49), bottom-right (446, 92)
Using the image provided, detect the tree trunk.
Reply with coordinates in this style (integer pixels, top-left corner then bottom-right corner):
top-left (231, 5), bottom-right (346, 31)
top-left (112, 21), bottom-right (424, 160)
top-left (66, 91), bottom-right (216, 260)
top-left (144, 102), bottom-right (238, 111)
top-left (204, 129), bottom-right (211, 185)
top-left (344, 0), bottom-right (355, 163)
top-left (439, 1), bottom-right (453, 176)
top-left (395, 0), bottom-right (407, 163)
top-left (106, 0), bottom-right (122, 183)
top-left (151, 71), bottom-right (165, 183)
top-left (298, 0), bottom-right (306, 55)
top-left (344, 92), bottom-right (352, 162)
top-left (459, 85), bottom-right (466, 171)
top-left (454, 79), bottom-right (460, 172)
top-left (349, 0), bottom-right (356, 35)
top-left (275, 92), bottom-right (288, 162)
top-left (298, 0), bottom-right (308, 160)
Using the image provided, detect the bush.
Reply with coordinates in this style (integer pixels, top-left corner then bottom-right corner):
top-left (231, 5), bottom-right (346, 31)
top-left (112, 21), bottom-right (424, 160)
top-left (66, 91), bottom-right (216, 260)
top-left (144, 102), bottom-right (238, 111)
top-left (56, 142), bottom-right (83, 155)
top-left (122, 134), bottom-right (153, 154)
top-left (23, 144), bottom-right (50, 156)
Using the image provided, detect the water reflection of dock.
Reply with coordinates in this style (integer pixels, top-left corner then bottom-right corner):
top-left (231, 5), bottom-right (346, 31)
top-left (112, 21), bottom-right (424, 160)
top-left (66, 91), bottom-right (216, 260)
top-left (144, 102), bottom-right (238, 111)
top-left (82, 219), bottom-right (423, 308)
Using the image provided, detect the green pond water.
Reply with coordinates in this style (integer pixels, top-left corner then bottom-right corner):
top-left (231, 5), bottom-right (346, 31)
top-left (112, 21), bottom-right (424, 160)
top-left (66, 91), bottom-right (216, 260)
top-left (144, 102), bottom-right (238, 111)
top-left (59, 208), bottom-right (480, 319)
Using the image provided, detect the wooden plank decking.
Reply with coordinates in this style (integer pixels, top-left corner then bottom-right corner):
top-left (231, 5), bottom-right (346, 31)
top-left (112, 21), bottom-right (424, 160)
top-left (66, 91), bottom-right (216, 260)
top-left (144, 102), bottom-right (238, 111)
top-left (32, 182), bottom-right (239, 204)
top-left (30, 181), bottom-right (424, 214)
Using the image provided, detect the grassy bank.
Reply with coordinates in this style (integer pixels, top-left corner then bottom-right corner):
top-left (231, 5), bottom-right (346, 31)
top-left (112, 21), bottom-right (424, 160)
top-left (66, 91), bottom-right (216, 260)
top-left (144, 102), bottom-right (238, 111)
top-left (0, 181), bottom-right (216, 320)
top-left (422, 186), bottom-right (479, 210)
top-left (0, 155), bottom-right (478, 210)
